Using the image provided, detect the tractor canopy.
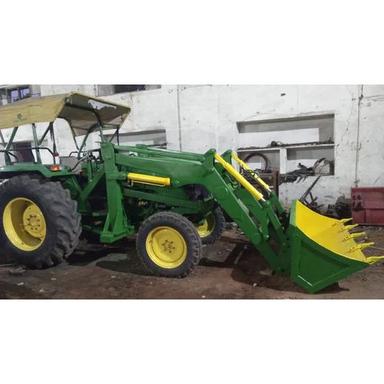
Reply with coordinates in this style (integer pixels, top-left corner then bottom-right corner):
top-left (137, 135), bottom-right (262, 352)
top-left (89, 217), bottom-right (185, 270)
top-left (0, 92), bottom-right (130, 134)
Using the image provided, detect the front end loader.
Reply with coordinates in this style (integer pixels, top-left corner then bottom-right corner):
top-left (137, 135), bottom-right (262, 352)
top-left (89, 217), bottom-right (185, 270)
top-left (0, 93), bottom-right (381, 293)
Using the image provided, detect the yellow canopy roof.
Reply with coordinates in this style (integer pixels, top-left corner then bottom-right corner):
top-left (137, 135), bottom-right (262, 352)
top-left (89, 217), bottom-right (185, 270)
top-left (0, 92), bottom-right (130, 135)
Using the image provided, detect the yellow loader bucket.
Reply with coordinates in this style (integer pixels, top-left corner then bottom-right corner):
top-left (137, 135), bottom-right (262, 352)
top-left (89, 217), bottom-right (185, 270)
top-left (288, 200), bottom-right (383, 293)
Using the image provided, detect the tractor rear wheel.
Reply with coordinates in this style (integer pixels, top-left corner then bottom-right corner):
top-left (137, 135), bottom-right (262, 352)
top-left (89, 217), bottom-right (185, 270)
top-left (195, 207), bottom-right (226, 245)
top-left (0, 175), bottom-right (82, 268)
top-left (136, 211), bottom-right (202, 277)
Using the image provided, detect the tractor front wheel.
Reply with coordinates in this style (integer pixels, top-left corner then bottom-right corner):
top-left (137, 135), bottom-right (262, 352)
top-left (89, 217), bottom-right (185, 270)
top-left (0, 175), bottom-right (82, 268)
top-left (136, 211), bottom-right (202, 277)
top-left (195, 207), bottom-right (226, 245)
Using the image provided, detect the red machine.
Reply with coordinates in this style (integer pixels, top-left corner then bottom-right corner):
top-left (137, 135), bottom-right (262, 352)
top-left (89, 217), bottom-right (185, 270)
top-left (352, 187), bottom-right (384, 225)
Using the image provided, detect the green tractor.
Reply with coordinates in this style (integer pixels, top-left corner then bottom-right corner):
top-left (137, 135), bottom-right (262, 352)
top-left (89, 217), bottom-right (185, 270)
top-left (0, 93), bottom-right (381, 292)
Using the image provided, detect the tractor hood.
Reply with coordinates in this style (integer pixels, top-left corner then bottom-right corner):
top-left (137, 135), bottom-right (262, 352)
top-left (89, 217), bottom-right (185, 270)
top-left (0, 92), bottom-right (130, 135)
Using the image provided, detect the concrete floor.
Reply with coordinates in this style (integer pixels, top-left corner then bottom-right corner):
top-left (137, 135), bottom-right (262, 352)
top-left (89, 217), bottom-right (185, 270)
top-left (1, 228), bottom-right (384, 299)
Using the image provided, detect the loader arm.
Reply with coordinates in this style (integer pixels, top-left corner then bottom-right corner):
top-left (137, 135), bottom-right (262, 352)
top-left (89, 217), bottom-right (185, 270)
top-left (210, 150), bottom-right (384, 293)
top-left (102, 142), bottom-right (383, 293)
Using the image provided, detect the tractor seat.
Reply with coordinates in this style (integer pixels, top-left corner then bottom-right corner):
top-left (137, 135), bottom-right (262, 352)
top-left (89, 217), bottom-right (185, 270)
top-left (14, 147), bottom-right (35, 163)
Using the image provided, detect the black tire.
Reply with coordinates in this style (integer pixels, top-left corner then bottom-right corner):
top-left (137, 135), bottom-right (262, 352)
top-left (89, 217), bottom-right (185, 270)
top-left (0, 175), bottom-right (82, 268)
top-left (136, 211), bottom-right (202, 277)
top-left (196, 207), bottom-right (226, 245)
top-left (243, 152), bottom-right (269, 172)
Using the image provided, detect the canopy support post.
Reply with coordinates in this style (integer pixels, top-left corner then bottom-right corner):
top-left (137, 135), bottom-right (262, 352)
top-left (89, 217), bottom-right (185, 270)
top-left (4, 127), bottom-right (18, 165)
top-left (0, 130), bottom-right (5, 147)
top-left (5, 127), bottom-right (18, 151)
top-left (32, 123), bottom-right (42, 164)
top-left (38, 122), bottom-right (53, 146)
top-left (49, 122), bottom-right (58, 164)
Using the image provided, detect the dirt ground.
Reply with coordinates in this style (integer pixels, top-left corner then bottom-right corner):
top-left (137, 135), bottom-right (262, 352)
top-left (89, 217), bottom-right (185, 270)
top-left (1, 227), bottom-right (384, 299)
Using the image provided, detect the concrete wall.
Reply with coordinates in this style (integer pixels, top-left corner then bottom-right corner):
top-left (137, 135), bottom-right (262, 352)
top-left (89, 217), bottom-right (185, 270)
top-left (40, 85), bottom-right (97, 97)
top-left (37, 84), bottom-right (384, 207)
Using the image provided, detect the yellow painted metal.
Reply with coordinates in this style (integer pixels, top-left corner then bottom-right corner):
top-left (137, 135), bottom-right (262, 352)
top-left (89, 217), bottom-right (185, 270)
top-left (127, 172), bottom-right (171, 187)
top-left (145, 226), bottom-right (187, 268)
top-left (345, 224), bottom-right (359, 231)
top-left (294, 200), bottom-right (383, 264)
top-left (231, 151), bottom-right (271, 192)
top-left (357, 242), bottom-right (375, 250)
top-left (364, 256), bottom-right (384, 264)
top-left (349, 232), bottom-right (366, 239)
top-left (22, 204), bottom-right (46, 239)
top-left (196, 213), bottom-right (215, 238)
top-left (214, 153), bottom-right (265, 202)
top-left (3, 197), bottom-right (47, 251)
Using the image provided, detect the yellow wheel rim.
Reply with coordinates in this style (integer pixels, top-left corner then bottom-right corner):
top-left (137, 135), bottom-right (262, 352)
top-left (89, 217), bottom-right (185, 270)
top-left (3, 197), bottom-right (47, 251)
top-left (196, 213), bottom-right (215, 238)
top-left (145, 226), bottom-right (187, 269)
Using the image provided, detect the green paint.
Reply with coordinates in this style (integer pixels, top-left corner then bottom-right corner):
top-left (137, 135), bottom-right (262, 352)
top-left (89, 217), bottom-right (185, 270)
top-left (0, 95), bottom-right (375, 293)
top-left (288, 201), bottom-right (368, 293)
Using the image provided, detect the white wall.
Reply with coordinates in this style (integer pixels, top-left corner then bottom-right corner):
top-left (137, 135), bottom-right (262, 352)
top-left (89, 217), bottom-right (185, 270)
top-left (38, 84), bottom-right (384, 207)
top-left (40, 85), bottom-right (97, 97)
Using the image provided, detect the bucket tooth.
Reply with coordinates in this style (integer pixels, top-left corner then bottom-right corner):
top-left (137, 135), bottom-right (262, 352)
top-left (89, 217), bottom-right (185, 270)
top-left (350, 231), bottom-right (366, 239)
top-left (343, 232), bottom-right (367, 241)
top-left (357, 242), bottom-right (375, 251)
top-left (348, 242), bottom-right (374, 253)
top-left (340, 218), bottom-right (353, 224)
top-left (345, 224), bottom-right (359, 231)
top-left (366, 256), bottom-right (384, 264)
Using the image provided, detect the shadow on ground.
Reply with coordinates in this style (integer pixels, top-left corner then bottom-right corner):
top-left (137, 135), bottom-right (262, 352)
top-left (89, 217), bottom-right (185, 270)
top-left (0, 227), bottom-right (383, 299)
